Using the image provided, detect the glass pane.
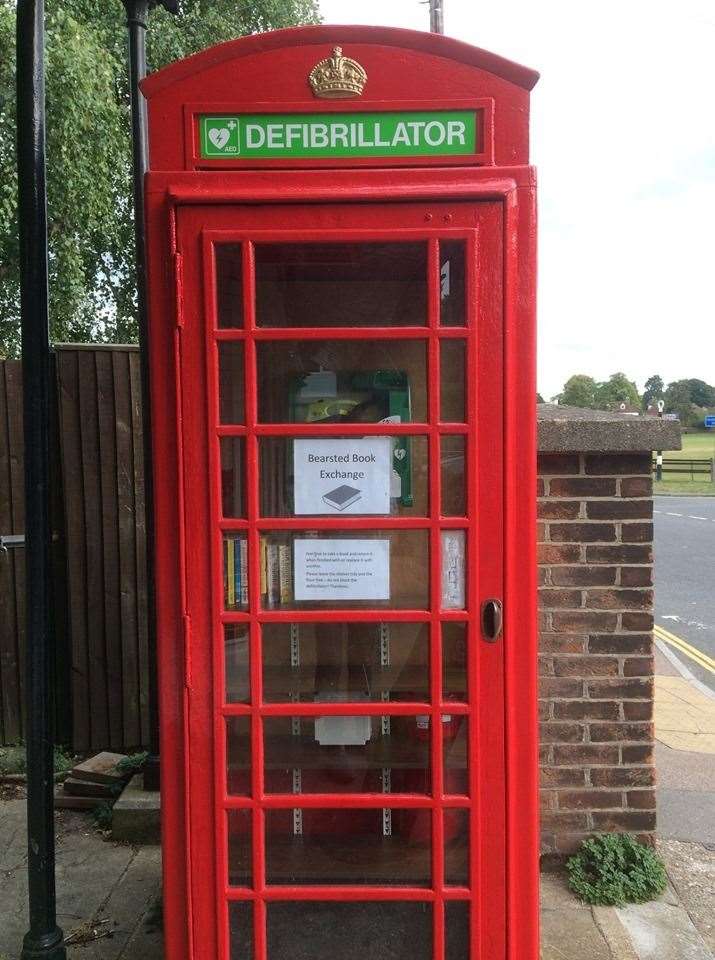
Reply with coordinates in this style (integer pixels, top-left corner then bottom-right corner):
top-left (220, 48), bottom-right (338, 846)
top-left (441, 530), bottom-right (466, 610)
top-left (223, 535), bottom-right (248, 611)
top-left (219, 342), bottom-right (245, 424)
top-left (229, 901), bottom-right (253, 960)
top-left (267, 902), bottom-right (432, 960)
top-left (256, 242), bottom-right (427, 328)
top-left (256, 340), bottom-right (427, 423)
top-left (442, 623), bottom-right (467, 702)
top-left (262, 621), bottom-right (430, 703)
top-left (216, 244), bottom-right (244, 329)
top-left (265, 808), bottom-right (431, 885)
top-left (226, 716), bottom-right (251, 796)
top-left (440, 240), bottom-right (466, 327)
top-left (444, 716), bottom-right (468, 797)
top-left (227, 809), bottom-right (252, 886)
top-left (259, 436), bottom-right (428, 517)
top-left (225, 624), bottom-right (250, 704)
top-left (441, 436), bottom-right (466, 516)
top-left (440, 340), bottom-right (466, 422)
top-left (445, 809), bottom-right (469, 885)
top-left (446, 901), bottom-right (470, 960)
top-left (263, 715), bottom-right (430, 794)
top-left (221, 438), bottom-right (246, 518)
top-left (258, 530), bottom-right (429, 610)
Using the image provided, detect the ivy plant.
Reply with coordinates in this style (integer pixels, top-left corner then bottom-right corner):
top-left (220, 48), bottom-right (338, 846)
top-left (567, 833), bottom-right (668, 906)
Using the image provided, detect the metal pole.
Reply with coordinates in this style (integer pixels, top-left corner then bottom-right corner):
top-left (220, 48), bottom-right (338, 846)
top-left (16, 1), bottom-right (66, 958)
top-left (122, 0), bottom-right (160, 789)
top-left (430, 0), bottom-right (444, 34)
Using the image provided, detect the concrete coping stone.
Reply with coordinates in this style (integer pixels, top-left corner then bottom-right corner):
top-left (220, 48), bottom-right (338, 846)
top-left (538, 404), bottom-right (682, 454)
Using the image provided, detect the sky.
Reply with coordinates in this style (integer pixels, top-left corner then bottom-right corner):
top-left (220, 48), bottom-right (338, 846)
top-left (319, 0), bottom-right (715, 399)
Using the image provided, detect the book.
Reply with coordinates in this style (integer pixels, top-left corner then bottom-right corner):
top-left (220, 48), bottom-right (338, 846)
top-left (321, 483), bottom-right (362, 511)
top-left (225, 537), bottom-right (236, 608)
top-left (239, 539), bottom-right (248, 607)
top-left (278, 543), bottom-right (292, 605)
top-left (266, 542), bottom-right (279, 608)
top-left (260, 537), bottom-right (267, 598)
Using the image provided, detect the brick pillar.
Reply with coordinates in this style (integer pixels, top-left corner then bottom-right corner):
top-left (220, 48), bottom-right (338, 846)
top-left (537, 452), bottom-right (656, 856)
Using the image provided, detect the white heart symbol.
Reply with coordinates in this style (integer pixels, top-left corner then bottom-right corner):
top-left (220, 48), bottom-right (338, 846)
top-left (394, 448), bottom-right (407, 461)
top-left (209, 127), bottom-right (230, 150)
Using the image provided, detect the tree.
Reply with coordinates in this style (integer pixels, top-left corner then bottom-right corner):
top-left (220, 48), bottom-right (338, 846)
top-left (684, 378), bottom-right (715, 409)
top-left (594, 372), bottom-right (640, 410)
top-left (642, 374), bottom-right (664, 410)
top-left (0, 0), bottom-right (320, 357)
top-left (663, 380), bottom-right (694, 423)
top-left (557, 374), bottom-right (597, 409)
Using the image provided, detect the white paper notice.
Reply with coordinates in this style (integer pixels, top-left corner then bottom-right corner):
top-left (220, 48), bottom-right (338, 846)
top-left (293, 539), bottom-right (390, 601)
top-left (293, 437), bottom-right (392, 515)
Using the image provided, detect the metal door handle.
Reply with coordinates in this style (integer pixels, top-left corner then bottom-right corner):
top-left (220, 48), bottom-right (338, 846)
top-left (481, 599), bottom-right (503, 642)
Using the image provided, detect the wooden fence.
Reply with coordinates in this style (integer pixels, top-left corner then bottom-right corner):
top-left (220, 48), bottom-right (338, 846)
top-left (0, 361), bottom-right (26, 744)
top-left (0, 346), bottom-right (151, 752)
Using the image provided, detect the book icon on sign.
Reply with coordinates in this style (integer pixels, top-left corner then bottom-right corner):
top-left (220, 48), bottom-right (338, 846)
top-left (322, 484), bottom-right (362, 511)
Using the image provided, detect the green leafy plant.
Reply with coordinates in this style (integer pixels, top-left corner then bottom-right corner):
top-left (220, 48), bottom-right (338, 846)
top-left (0, 742), bottom-right (74, 776)
top-left (115, 750), bottom-right (149, 776)
top-left (92, 801), bottom-right (114, 829)
top-left (567, 834), bottom-right (668, 906)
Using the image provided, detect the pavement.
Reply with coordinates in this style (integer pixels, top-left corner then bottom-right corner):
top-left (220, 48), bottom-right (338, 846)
top-left (0, 793), bottom-right (162, 960)
top-left (654, 495), bottom-right (715, 693)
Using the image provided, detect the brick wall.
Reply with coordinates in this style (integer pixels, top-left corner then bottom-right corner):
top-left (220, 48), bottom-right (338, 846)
top-left (537, 451), bottom-right (656, 856)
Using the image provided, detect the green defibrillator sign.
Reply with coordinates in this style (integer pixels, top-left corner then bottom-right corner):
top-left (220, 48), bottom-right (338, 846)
top-left (199, 111), bottom-right (478, 160)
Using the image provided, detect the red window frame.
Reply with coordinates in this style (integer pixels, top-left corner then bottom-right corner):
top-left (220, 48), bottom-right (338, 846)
top-left (173, 199), bottom-right (510, 960)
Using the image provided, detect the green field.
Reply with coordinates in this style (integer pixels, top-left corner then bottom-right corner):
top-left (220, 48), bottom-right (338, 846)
top-left (654, 431), bottom-right (715, 496)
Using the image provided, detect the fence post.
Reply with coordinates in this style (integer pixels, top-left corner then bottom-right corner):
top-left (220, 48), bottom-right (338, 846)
top-left (655, 451), bottom-right (662, 482)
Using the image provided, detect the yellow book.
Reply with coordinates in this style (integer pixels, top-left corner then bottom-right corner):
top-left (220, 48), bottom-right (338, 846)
top-left (260, 537), bottom-right (267, 597)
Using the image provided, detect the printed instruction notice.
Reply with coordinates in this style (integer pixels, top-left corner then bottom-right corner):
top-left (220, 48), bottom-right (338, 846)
top-left (293, 437), bottom-right (392, 515)
top-left (293, 539), bottom-right (390, 601)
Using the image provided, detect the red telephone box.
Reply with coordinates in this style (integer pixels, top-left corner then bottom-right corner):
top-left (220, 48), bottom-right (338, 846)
top-left (143, 25), bottom-right (539, 960)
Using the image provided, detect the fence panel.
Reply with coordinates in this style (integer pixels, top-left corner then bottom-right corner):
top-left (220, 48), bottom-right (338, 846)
top-left (0, 361), bottom-right (25, 744)
top-left (56, 345), bottom-right (149, 752)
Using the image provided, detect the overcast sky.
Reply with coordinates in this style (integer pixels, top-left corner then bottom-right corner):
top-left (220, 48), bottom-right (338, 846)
top-left (319, 0), bottom-right (715, 399)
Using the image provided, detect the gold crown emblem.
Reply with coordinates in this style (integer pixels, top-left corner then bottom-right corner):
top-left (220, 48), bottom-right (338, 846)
top-left (308, 46), bottom-right (367, 99)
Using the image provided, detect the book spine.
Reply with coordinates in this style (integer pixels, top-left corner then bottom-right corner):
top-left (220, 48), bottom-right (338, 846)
top-left (266, 543), bottom-right (279, 608)
top-left (278, 543), bottom-right (291, 606)
top-left (239, 539), bottom-right (248, 607)
top-left (234, 538), bottom-right (241, 607)
top-left (226, 537), bottom-right (235, 608)
top-left (259, 537), bottom-right (267, 600)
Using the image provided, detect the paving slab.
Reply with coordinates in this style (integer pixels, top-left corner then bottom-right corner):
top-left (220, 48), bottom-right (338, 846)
top-left (655, 676), bottom-right (715, 754)
top-left (65, 846), bottom-right (162, 960)
top-left (617, 900), bottom-right (713, 960)
top-left (540, 873), bottom-right (612, 960)
top-left (659, 839), bottom-right (715, 956)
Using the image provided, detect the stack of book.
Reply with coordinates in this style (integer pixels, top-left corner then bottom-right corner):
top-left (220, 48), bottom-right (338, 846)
top-left (224, 536), bottom-right (249, 609)
top-left (259, 536), bottom-right (293, 608)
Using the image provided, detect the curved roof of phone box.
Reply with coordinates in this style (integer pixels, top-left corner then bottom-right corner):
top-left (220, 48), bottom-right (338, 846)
top-left (140, 24), bottom-right (540, 98)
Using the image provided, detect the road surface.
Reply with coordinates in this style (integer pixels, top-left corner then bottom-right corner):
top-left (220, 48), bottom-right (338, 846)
top-left (654, 495), bottom-right (715, 692)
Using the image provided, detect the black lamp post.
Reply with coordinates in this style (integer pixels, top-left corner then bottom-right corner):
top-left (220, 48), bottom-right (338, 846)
top-left (121, 0), bottom-right (177, 790)
top-left (17, 1), bottom-right (66, 957)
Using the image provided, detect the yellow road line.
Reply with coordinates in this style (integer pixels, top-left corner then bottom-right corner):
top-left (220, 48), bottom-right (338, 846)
top-left (655, 625), bottom-right (715, 675)
top-left (655, 624), bottom-right (715, 668)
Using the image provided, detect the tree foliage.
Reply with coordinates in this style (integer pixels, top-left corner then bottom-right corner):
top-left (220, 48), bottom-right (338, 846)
top-left (642, 374), bottom-right (664, 410)
top-left (556, 374), bottom-right (597, 408)
top-left (593, 372), bottom-right (640, 410)
top-left (663, 378), bottom-right (715, 424)
top-left (0, 0), bottom-right (320, 357)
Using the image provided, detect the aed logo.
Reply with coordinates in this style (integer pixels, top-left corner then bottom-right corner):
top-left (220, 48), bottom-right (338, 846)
top-left (307, 453), bottom-right (377, 463)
